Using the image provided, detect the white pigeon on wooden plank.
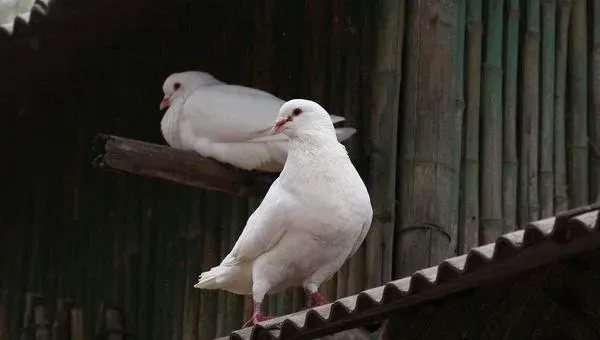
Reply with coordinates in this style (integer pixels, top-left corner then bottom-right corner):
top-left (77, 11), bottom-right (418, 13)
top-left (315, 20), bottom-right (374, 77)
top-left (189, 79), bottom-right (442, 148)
top-left (193, 99), bottom-right (373, 327)
top-left (159, 71), bottom-right (357, 172)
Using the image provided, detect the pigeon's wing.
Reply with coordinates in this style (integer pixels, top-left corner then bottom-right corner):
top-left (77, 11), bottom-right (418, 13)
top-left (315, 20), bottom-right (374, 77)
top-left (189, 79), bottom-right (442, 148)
top-left (182, 84), bottom-right (349, 144)
top-left (181, 85), bottom-right (285, 143)
top-left (204, 85), bottom-right (348, 125)
top-left (220, 179), bottom-right (292, 266)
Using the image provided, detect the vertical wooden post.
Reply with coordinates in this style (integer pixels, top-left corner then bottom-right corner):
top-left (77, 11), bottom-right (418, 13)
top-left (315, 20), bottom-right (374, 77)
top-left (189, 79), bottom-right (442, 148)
top-left (568, 0), bottom-right (589, 207)
top-left (503, 0), bottom-right (520, 233)
top-left (554, 0), bottom-right (571, 212)
top-left (70, 308), bottom-right (84, 340)
top-left (0, 291), bottom-right (9, 340)
top-left (52, 299), bottom-right (73, 340)
top-left (396, 0), bottom-right (459, 277)
top-left (460, 0), bottom-right (483, 253)
top-left (365, 0), bottom-right (404, 288)
top-left (95, 302), bottom-right (128, 340)
top-left (21, 293), bottom-right (49, 340)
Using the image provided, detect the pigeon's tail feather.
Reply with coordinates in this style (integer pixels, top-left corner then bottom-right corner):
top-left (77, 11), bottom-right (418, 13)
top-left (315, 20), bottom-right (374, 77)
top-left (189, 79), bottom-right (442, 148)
top-left (330, 115), bottom-right (346, 124)
top-left (335, 127), bottom-right (357, 142)
top-left (194, 266), bottom-right (230, 290)
top-left (193, 263), bottom-right (253, 294)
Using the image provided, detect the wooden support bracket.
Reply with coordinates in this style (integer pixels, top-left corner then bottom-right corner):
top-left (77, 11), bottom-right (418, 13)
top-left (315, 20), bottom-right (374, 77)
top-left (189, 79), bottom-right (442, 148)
top-left (92, 134), bottom-right (277, 196)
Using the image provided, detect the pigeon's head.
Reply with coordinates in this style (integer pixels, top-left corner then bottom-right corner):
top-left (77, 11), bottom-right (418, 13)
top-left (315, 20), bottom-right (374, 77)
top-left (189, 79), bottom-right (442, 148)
top-left (160, 71), bottom-right (220, 110)
top-left (271, 99), bottom-right (336, 138)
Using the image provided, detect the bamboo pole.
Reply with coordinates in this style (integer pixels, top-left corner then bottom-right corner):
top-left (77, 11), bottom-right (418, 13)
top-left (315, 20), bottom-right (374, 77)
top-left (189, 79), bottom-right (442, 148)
top-left (519, 0), bottom-right (541, 225)
top-left (451, 0), bottom-right (466, 256)
top-left (396, 0), bottom-right (458, 277)
top-left (554, 0), bottom-right (571, 212)
top-left (460, 0), bottom-right (482, 253)
top-left (346, 0), bottom-right (367, 296)
top-left (592, 0), bottom-right (600, 202)
top-left (540, 0), bottom-right (556, 218)
top-left (568, 0), bottom-right (588, 207)
top-left (365, 0), bottom-right (404, 288)
top-left (503, 0), bottom-right (520, 233)
top-left (480, 0), bottom-right (504, 243)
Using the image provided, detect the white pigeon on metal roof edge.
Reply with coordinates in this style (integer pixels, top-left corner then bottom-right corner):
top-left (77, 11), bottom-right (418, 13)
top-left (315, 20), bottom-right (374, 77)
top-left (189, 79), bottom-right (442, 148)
top-left (193, 99), bottom-right (373, 328)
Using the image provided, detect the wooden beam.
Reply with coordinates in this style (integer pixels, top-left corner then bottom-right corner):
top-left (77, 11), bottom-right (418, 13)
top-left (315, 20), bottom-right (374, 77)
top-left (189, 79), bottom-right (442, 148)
top-left (92, 134), bottom-right (276, 196)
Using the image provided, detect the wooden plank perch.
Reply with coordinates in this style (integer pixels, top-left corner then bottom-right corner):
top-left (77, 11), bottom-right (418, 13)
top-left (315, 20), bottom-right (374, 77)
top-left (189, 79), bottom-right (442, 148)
top-left (92, 134), bottom-right (277, 196)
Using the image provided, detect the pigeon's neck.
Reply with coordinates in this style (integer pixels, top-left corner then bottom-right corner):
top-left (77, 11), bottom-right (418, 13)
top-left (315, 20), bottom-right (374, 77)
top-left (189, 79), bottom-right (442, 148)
top-left (160, 99), bottom-right (184, 148)
top-left (283, 132), bottom-right (349, 173)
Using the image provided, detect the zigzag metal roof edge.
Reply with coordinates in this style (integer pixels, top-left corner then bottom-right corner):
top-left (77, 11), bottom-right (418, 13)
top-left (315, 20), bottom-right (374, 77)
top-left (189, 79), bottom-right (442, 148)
top-left (217, 203), bottom-right (600, 340)
top-left (0, 0), bottom-right (50, 35)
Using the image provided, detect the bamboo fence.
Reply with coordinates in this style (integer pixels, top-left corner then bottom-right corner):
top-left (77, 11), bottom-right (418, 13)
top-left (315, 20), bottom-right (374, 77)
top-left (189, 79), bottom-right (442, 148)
top-left (1, 0), bottom-right (600, 339)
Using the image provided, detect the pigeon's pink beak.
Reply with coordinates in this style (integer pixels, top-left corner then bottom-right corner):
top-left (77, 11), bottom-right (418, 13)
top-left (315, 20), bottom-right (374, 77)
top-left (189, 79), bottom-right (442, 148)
top-left (271, 118), bottom-right (287, 135)
top-left (159, 96), bottom-right (170, 110)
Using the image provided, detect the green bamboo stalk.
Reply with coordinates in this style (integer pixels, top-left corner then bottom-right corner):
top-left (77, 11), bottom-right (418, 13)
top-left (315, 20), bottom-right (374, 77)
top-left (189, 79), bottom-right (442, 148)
top-left (396, 0), bottom-right (458, 276)
top-left (568, 0), bottom-right (588, 207)
top-left (365, 0), bottom-right (403, 290)
top-left (519, 0), bottom-right (541, 225)
top-left (503, 0), bottom-right (520, 233)
top-left (592, 0), bottom-right (600, 202)
top-left (480, 0), bottom-right (504, 243)
top-left (460, 0), bottom-right (481, 254)
top-left (539, 0), bottom-right (556, 218)
top-left (451, 0), bottom-right (466, 256)
top-left (554, 0), bottom-right (571, 212)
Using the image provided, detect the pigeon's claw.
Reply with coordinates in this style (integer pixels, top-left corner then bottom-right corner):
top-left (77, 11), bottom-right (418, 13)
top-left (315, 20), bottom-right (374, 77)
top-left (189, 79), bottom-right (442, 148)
top-left (311, 292), bottom-right (329, 307)
top-left (242, 312), bottom-right (274, 328)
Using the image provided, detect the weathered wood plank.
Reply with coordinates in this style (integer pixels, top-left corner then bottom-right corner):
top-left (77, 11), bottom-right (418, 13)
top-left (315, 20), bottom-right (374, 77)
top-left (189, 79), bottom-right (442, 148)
top-left (92, 134), bottom-right (276, 196)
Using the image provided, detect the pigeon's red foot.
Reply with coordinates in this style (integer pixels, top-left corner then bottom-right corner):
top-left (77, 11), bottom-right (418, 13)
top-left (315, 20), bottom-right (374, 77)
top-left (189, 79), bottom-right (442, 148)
top-left (242, 312), bottom-right (274, 328)
top-left (311, 292), bottom-right (329, 307)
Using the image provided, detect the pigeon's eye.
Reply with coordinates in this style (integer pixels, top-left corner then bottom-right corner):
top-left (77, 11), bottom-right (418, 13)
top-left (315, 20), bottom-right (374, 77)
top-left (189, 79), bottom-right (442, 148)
top-left (292, 108), bottom-right (302, 116)
top-left (173, 82), bottom-right (181, 90)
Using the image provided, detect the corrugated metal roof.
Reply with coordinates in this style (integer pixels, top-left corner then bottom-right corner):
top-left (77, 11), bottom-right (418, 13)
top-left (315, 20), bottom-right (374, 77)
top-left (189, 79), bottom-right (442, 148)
top-left (217, 203), bottom-right (600, 340)
top-left (0, 0), bottom-right (49, 34)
